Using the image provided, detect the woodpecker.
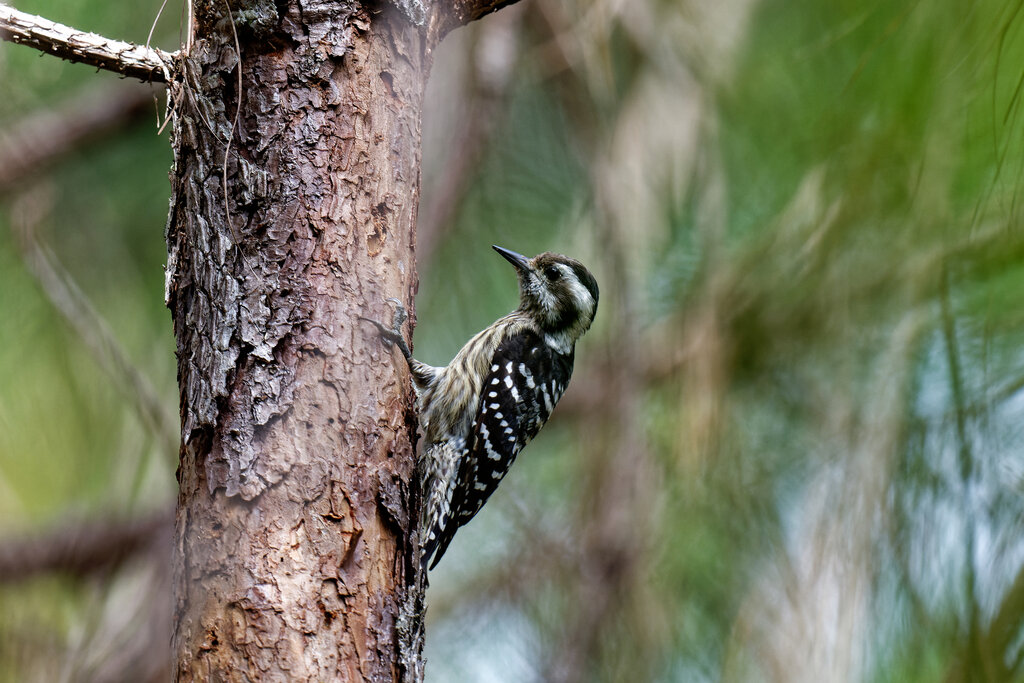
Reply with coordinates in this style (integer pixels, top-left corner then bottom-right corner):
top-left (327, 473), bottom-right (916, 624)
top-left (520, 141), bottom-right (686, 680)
top-left (364, 246), bottom-right (599, 569)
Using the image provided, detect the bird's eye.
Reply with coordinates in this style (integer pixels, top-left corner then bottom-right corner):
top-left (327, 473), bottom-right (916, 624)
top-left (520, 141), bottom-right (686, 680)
top-left (544, 266), bottom-right (561, 281)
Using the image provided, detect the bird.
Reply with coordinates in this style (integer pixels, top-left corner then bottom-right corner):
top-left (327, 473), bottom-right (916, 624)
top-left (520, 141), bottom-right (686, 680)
top-left (363, 245), bottom-right (599, 569)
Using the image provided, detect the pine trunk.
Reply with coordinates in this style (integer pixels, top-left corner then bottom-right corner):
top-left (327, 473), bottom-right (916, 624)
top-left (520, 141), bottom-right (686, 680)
top-left (165, 2), bottom-right (430, 679)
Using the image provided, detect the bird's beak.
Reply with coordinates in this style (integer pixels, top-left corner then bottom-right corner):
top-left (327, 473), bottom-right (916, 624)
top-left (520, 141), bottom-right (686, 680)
top-left (492, 245), bottom-right (530, 272)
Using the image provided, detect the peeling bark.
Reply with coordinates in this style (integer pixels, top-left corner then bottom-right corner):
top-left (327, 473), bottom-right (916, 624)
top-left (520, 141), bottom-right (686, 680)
top-left (166, 1), bottom-right (426, 679)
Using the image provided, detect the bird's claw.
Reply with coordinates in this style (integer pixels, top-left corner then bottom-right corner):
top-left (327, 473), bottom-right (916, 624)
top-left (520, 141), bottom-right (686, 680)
top-left (384, 297), bottom-right (408, 331)
top-left (360, 297), bottom-right (412, 360)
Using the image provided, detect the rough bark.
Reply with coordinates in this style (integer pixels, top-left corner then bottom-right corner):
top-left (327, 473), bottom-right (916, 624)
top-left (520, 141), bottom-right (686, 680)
top-left (165, 1), bottom-right (429, 679)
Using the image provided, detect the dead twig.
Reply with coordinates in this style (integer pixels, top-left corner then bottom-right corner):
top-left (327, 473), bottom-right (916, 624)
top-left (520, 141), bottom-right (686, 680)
top-left (0, 5), bottom-right (174, 82)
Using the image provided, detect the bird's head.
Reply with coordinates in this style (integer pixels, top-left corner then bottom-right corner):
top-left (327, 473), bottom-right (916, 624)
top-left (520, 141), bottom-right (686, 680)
top-left (493, 245), bottom-right (599, 341)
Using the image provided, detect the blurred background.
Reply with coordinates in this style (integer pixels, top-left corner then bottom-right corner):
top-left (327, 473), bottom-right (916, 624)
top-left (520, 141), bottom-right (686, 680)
top-left (2, 0), bottom-right (1024, 681)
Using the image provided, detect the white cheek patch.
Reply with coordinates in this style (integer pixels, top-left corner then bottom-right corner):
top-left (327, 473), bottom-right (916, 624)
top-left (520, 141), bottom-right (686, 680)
top-left (559, 264), bottom-right (595, 319)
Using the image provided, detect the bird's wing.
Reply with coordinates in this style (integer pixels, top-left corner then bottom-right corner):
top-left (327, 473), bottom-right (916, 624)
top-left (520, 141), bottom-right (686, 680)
top-left (425, 330), bottom-right (574, 569)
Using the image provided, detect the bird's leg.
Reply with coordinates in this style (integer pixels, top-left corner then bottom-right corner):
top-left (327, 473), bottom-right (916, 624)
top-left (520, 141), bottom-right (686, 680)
top-left (360, 297), bottom-right (414, 363)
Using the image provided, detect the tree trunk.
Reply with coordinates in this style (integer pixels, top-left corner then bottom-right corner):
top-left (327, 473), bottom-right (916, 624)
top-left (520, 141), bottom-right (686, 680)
top-left (165, 2), bottom-right (435, 679)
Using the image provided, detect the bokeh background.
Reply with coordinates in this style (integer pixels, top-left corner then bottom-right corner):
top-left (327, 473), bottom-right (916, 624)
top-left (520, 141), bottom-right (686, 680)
top-left (2, 0), bottom-right (1024, 681)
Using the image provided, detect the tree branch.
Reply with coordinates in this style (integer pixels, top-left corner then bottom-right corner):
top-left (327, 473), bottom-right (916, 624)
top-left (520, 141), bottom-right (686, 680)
top-left (0, 509), bottom-right (173, 582)
top-left (9, 186), bottom-right (180, 457)
top-left (431, 0), bottom-right (521, 38)
top-left (446, 0), bottom-right (519, 26)
top-left (0, 83), bottom-right (160, 194)
top-left (0, 5), bottom-right (174, 83)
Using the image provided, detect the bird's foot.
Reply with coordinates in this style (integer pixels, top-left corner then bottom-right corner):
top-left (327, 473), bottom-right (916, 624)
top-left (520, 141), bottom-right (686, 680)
top-left (360, 298), bottom-right (412, 360)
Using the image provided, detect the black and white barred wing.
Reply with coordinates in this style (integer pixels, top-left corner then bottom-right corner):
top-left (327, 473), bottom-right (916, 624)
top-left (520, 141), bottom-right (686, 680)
top-left (424, 331), bottom-right (574, 569)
